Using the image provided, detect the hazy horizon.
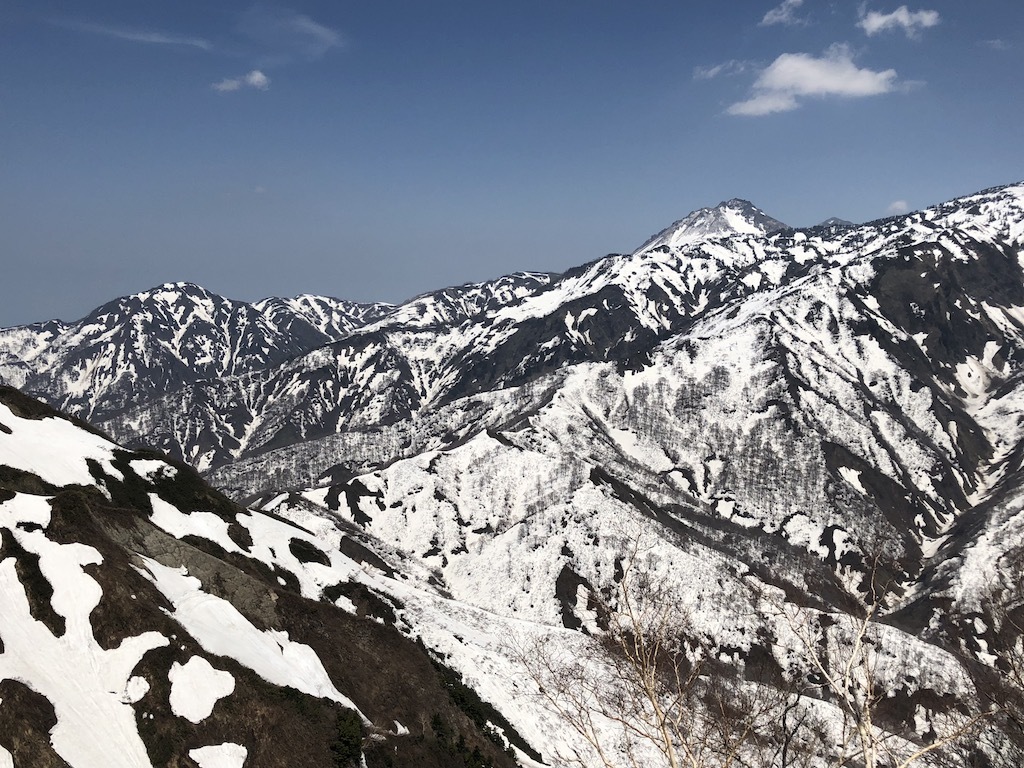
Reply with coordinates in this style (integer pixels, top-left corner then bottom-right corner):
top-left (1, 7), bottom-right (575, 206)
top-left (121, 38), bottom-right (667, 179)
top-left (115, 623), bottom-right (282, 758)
top-left (2, 0), bottom-right (1022, 326)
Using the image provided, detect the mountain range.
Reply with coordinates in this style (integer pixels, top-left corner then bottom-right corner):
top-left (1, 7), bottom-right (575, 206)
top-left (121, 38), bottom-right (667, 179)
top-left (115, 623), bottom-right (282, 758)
top-left (2, 181), bottom-right (1024, 767)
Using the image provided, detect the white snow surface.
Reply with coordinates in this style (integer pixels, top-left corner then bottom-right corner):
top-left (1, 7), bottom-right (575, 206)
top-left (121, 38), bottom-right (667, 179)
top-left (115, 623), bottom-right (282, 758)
top-left (149, 494), bottom-right (242, 555)
top-left (0, 403), bottom-right (119, 487)
top-left (188, 742), bottom-right (248, 768)
top-left (0, 493), bottom-right (168, 768)
top-left (636, 198), bottom-right (785, 253)
top-left (3, 181), bottom-right (1024, 767)
top-left (123, 675), bottom-right (150, 704)
top-left (129, 458), bottom-right (177, 482)
top-left (168, 656), bottom-right (235, 723)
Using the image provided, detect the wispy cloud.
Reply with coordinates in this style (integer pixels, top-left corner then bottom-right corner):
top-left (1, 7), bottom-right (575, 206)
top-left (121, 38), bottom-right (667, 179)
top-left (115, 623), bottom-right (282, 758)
top-left (761, 0), bottom-right (807, 27)
top-left (54, 6), bottom-right (342, 94)
top-left (982, 39), bottom-right (1010, 51)
top-left (693, 60), bottom-right (751, 80)
top-left (53, 19), bottom-right (212, 50)
top-left (212, 69), bottom-right (271, 92)
top-left (236, 4), bottom-right (342, 63)
top-left (858, 6), bottom-right (940, 38)
top-left (887, 199), bottom-right (910, 214)
top-left (727, 44), bottom-right (899, 116)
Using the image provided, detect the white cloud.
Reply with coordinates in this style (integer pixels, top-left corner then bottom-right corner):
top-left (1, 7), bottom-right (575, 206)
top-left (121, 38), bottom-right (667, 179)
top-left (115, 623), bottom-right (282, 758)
top-left (858, 6), bottom-right (940, 38)
top-left (54, 20), bottom-right (211, 50)
top-left (245, 70), bottom-right (270, 89)
top-left (693, 60), bottom-right (750, 80)
top-left (237, 5), bottom-right (342, 61)
top-left (761, 0), bottom-right (806, 27)
top-left (212, 69), bottom-right (271, 92)
top-left (887, 200), bottom-right (910, 214)
top-left (982, 39), bottom-right (1010, 51)
top-left (729, 91), bottom-right (800, 116)
top-left (728, 44), bottom-right (899, 116)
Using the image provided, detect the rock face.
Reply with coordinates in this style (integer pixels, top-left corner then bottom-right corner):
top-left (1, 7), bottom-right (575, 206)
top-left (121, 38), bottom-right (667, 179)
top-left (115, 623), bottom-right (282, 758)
top-left (3, 182), bottom-right (1024, 766)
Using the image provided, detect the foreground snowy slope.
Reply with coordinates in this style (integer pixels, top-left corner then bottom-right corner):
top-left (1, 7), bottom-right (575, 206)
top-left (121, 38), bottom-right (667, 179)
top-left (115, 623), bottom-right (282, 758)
top-left (0, 386), bottom-right (522, 768)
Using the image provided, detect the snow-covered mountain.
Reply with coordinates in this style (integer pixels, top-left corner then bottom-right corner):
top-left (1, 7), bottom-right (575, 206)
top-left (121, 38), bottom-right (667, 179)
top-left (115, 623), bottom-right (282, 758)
top-left (637, 197), bottom-right (789, 253)
top-left (818, 216), bottom-right (856, 228)
top-left (0, 283), bottom-right (394, 423)
top-left (4, 182), bottom-right (1024, 766)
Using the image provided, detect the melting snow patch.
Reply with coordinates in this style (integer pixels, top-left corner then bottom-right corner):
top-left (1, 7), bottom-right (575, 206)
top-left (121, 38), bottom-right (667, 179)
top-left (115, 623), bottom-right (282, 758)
top-left (331, 593), bottom-right (358, 614)
top-left (605, 424), bottom-right (674, 472)
top-left (129, 459), bottom-right (177, 482)
top-left (838, 466), bottom-right (867, 494)
top-left (954, 357), bottom-right (990, 400)
top-left (122, 676), bottom-right (150, 704)
top-left (169, 656), bottom-right (235, 723)
top-left (715, 498), bottom-right (736, 518)
top-left (919, 535), bottom-right (948, 559)
top-left (913, 704), bottom-right (930, 737)
top-left (741, 272), bottom-right (763, 290)
top-left (189, 742), bottom-right (248, 768)
top-left (760, 259), bottom-right (789, 284)
top-left (148, 495), bottom-right (242, 555)
top-left (138, 557), bottom-right (368, 723)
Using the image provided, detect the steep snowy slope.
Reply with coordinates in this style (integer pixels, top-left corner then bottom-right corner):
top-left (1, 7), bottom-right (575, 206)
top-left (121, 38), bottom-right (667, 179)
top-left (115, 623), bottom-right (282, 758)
top-left (0, 386), bottom-right (523, 768)
top-left (0, 319), bottom-right (67, 390)
top-left (215, 183), bottom-right (1024, 766)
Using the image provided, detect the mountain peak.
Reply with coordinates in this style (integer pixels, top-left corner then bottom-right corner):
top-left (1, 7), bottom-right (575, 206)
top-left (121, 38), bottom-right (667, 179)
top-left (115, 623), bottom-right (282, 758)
top-left (146, 281), bottom-right (210, 297)
top-left (636, 198), bottom-right (788, 254)
top-left (115, 282), bottom-right (217, 308)
top-left (818, 216), bottom-right (855, 229)
top-left (720, 197), bottom-right (757, 209)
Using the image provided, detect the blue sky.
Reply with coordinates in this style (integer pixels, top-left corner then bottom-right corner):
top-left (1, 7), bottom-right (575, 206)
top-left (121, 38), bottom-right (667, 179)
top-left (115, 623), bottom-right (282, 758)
top-left (1, 1), bottom-right (1022, 325)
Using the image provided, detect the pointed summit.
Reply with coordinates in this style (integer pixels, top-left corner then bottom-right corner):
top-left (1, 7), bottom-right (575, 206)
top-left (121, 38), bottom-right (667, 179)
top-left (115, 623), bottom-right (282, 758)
top-left (636, 198), bottom-right (788, 254)
top-left (818, 216), bottom-right (855, 229)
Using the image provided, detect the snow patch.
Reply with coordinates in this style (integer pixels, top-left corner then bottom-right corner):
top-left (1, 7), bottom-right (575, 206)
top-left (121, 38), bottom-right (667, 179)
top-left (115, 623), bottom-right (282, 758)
top-left (838, 466), bottom-right (867, 494)
top-left (122, 676), bottom-right (150, 704)
top-left (169, 656), bottom-right (235, 723)
top-left (148, 494), bottom-right (243, 555)
top-left (129, 458), bottom-right (177, 482)
top-left (189, 742), bottom-right (248, 768)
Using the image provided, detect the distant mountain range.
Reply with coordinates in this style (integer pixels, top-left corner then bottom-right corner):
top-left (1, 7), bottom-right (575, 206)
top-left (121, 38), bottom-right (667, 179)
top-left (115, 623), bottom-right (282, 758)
top-left (2, 182), bottom-right (1024, 767)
